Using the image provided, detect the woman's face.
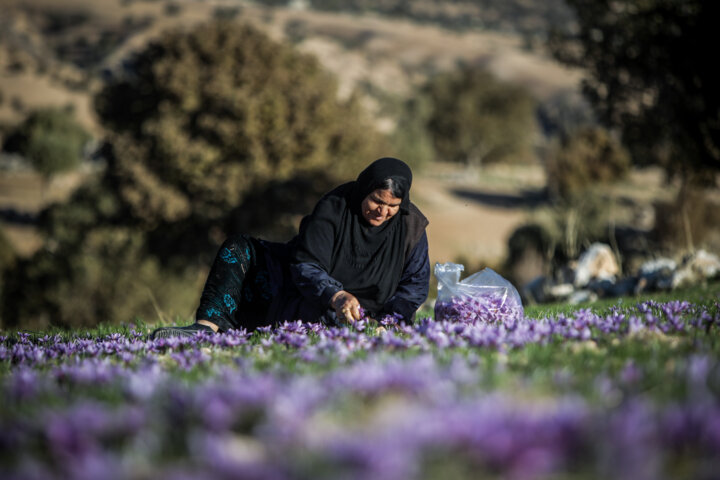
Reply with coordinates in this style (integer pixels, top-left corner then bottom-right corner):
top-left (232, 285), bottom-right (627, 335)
top-left (361, 188), bottom-right (402, 226)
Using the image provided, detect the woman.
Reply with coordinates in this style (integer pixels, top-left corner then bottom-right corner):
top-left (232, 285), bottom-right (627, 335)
top-left (152, 157), bottom-right (429, 338)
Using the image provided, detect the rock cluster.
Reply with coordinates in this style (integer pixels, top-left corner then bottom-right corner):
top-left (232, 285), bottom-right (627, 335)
top-left (523, 243), bottom-right (720, 304)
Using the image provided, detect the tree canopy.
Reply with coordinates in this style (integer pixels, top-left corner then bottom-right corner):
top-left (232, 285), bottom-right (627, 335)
top-left (95, 21), bottom-right (385, 230)
top-left (2, 21), bottom-right (388, 328)
top-left (423, 66), bottom-right (538, 166)
top-left (545, 126), bottom-right (630, 200)
top-left (549, 0), bottom-right (719, 184)
top-left (3, 107), bottom-right (91, 182)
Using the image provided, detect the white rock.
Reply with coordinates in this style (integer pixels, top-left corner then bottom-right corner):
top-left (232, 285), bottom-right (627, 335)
top-left (638, 257), bottom-right (676, 291)
top-left (672, 250), bottom-right (720, 289)
top-left (639, 258), bottom-right (677, 276)
top-left (547, 283), bottom-right (575, 299)
top-left (568, 290), bottom-right (599, 305)
top-left (690, 250), bottom-right (720, 278)
top-left (573, 243), bottom-right (620, 288)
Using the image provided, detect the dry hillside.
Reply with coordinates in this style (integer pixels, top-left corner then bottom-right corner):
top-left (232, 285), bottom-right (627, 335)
top-left (0, 0), bottom-right (586, 268)
top-left (1, 0), bottom-right (582, 131)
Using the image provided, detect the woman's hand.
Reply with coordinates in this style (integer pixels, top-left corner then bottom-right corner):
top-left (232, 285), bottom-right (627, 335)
top-left (330, 290), bottom-right (362, 323)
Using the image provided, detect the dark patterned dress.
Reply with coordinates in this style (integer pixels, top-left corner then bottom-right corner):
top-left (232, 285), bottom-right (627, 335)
top-left (195, 235), bottom-right (276, 332)
top-left (195, 230), bottom-right (430, 332)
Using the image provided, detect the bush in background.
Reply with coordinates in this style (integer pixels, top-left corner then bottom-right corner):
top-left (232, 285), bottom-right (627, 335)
top-left (213, 7), bottom-right (242, 20)
top-left (1, 226), bottom-right (203, 329)
top-left (3, 21), bottom-right (388, 328)
top-left (503, 223), bottom-right (555, 288)
top-left (95, 21), bottom-right (384, 235)
top-left (654, 186), bottom-right (720, 252)
top-left (389, 95), bottom-right (436, 171)
top-left (423, 66), bottom-right (538, 166)
top-left (536, 90), bottom-right (595, 140)
top-left (2, 180), bottom-right (199, 329)
top-left (550, 0), bottom-right (719, 185)
top-left (507, 193), bottom-right (617, 280)
top-left (545, 126), bottom-right (630, 201)
top-left (0, 227), bottom-right (14, 271)
top-left (3, 107), bottom-right (91, 187)
top-left (0, 226), bottom-right (16, 328)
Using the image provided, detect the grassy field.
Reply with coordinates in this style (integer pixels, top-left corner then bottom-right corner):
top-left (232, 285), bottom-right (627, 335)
top-left (1, 283), bottom-right (719, 479)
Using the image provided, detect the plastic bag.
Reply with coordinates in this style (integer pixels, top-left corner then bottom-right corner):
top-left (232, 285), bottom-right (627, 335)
top-left (434, 262), bottom-right (524, 323)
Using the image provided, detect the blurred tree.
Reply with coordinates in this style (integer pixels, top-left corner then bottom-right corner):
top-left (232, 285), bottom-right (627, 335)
top-left (549, 0), bottom-right (719, 185)
top-left (2, 223), bottom-right (204, 329)
top-left (536, 90), bottom-right (595, 140)
top-left (390, 95), bottom-right (436, 170)
top-left (0, 225), bottom-right (16, 328)
top-left (543, 126), bottom-right (630, 259)
top-left (654, 188), bottom-right (720, 251)
top-left (95, 21), bottom-right (383, 239)
top-left (0, 227), bottom-right (14, 271)
top-left (2, 21), bottom-right (387, 328)
top-left (3, 108), bottom-right (91, 192)
top-left (423, 66), bottom-right (538, 166)
top-left (503, 223), bottom-right (554, 290)
top-left (545, 126), bottom-right (630, 200)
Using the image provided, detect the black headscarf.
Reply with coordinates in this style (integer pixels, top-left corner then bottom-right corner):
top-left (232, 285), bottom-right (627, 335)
top-left (293, 157), bottom-right (413, 315)
top-left (349, 157), bottom-right (413, 214)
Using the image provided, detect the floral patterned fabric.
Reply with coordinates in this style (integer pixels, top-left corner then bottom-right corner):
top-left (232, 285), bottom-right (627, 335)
top-left (196, 235), bottom-right (274, 332)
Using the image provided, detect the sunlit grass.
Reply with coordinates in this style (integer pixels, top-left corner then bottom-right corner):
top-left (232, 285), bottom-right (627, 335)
top-left (2, 282), bottom-right (718, 479)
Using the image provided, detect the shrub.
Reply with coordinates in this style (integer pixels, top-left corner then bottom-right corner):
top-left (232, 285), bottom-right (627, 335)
top-left (537, 90), bottom-right (595, 139)
top-left (213, 6), bottom-right (242, 20)
top-left (3, 108), bottom-right (91, 184)
top-left (531, 193), bottom-right (614, 262)
top-left (653, 186), bottom-right (720, 252)
top-left (550, 0), bottom-right (720, 185)
top-left (95, 21), bottom-right (386, 231)
top-left (545, 126), bottom-right (630, 201)
top-left (389, 95), bottom-right (436, 171)
top-left (1, 226), bottom-right (203, 329)
top-left (0, 226), bottom-right (17, 272)
top-left (423, 66), bottom-right (538, 166)
top-left (0, 226), bottom-right (16, 328)
top-left (4, 21), bottom-right (388, 327)
top-left (164, 2), bottom-right (182, 16)
top-left (504, 223), bottom-right (554, 287)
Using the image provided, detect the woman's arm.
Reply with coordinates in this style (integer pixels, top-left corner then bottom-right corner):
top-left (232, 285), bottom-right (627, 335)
top-left (289, 263), bottom-right (364, 322)
top-left (289, 262), bottom-right (343, 310)
top-left (381, 231), bottom-right (430, 322)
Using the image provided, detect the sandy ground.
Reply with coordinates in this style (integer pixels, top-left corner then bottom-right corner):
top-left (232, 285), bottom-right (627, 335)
top-left (0, 73), bottom-right (98, 132)
top-left (413, 164), bottom-right (543, 267)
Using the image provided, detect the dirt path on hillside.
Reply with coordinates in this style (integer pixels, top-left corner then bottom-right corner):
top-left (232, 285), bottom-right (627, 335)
top-left (412, 163), bottom-right (546, 267)
top-left (414, 178), bottom-right (526, 266)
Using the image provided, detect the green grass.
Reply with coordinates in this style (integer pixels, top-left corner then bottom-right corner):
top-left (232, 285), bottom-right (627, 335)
top-left (3, 281), bottom-right (719, 337)
top-left (524, 280), bottom-right (720, 318)
top-left (1, 282), bottom-right (718, 479)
